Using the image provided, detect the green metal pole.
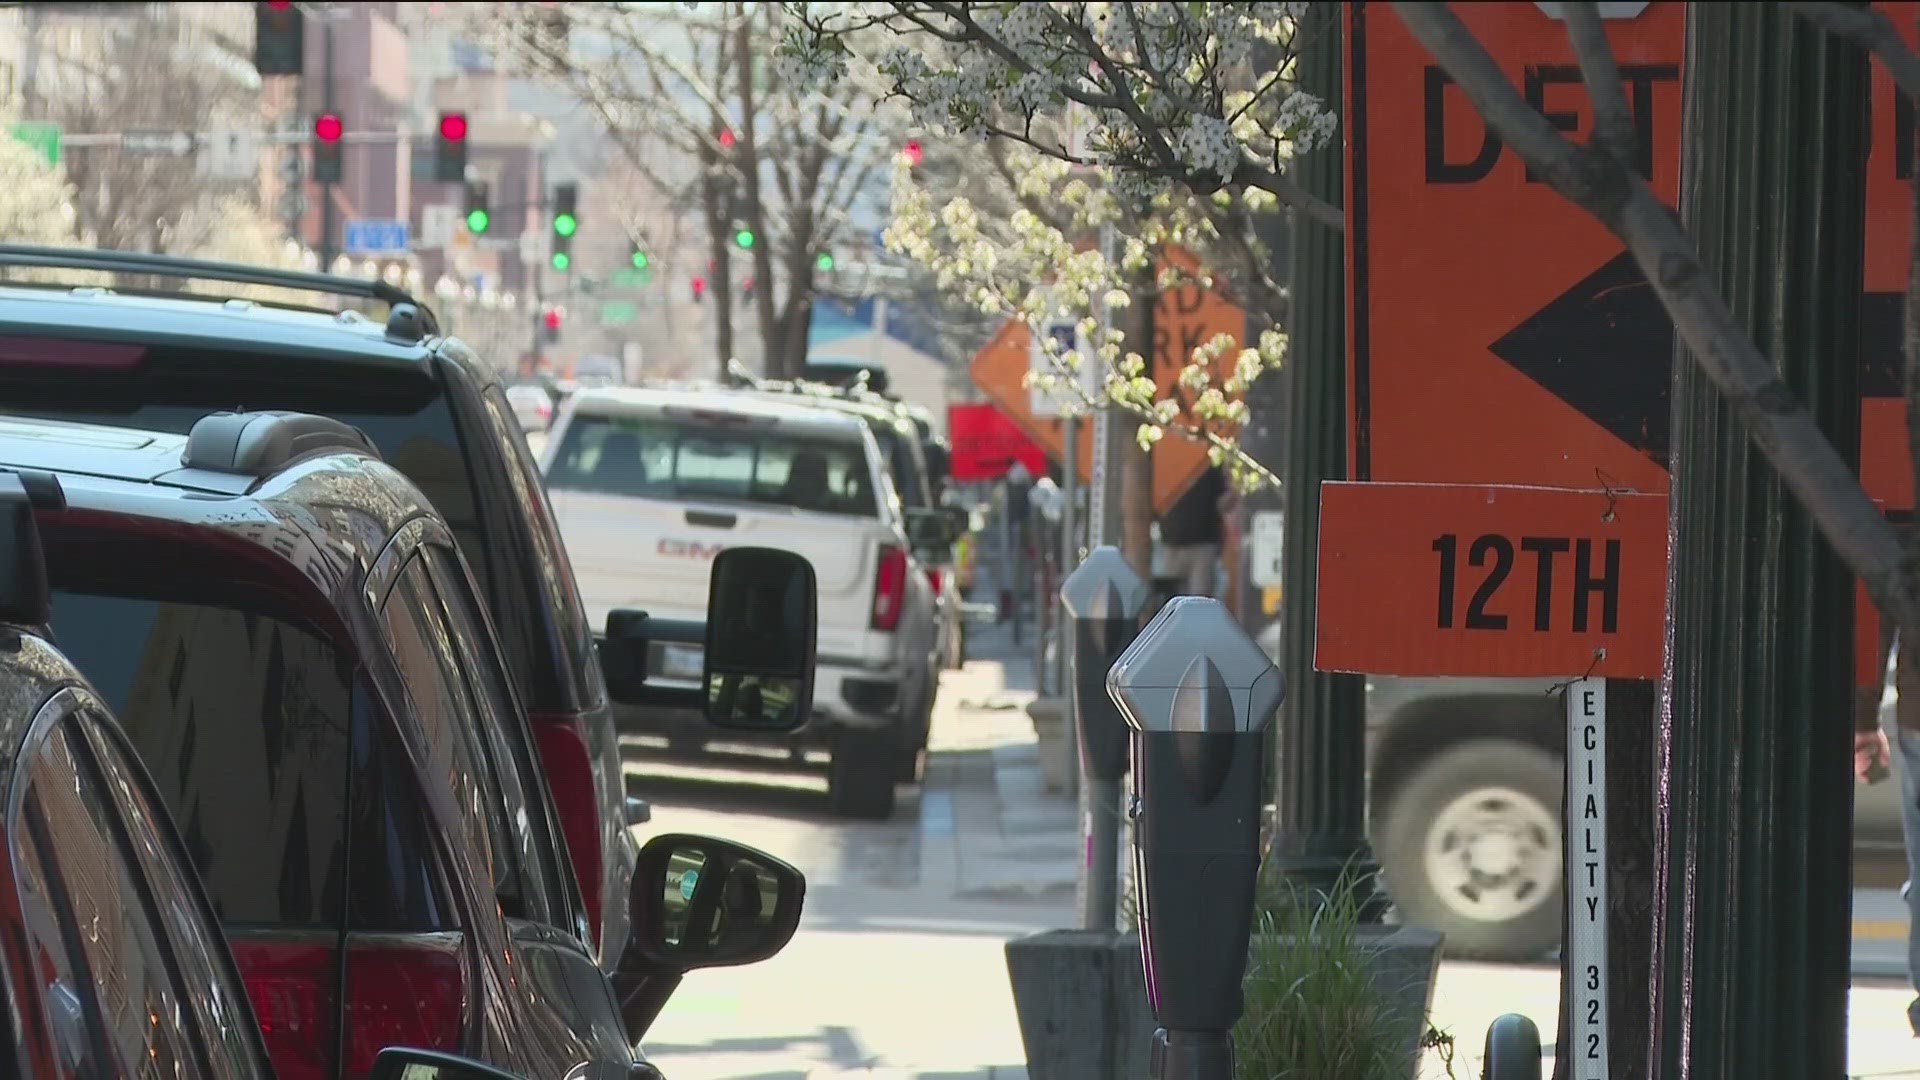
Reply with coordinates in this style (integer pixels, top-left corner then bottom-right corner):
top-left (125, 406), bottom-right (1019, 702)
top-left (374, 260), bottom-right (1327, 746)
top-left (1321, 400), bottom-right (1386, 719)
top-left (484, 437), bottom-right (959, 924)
top-left (1652, 6), bottom-right (1868, 1077)
top-left (1268, 3), bottom-right (1384, 913)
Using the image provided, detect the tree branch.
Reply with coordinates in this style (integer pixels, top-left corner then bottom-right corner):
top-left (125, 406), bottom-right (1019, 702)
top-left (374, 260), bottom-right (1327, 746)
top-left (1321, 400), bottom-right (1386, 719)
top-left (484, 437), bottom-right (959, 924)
top-left (1561, 2), bottom-right (1640, 170)
top-left (1792, 2), bottom-right (1920, 101)
top-left (1394, 0), bottom-right (1920, 635)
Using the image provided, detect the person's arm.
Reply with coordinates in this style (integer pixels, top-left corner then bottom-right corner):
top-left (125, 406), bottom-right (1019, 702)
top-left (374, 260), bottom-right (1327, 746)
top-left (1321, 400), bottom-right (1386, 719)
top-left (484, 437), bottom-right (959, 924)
top-left (1858, 611), bottom-right (1896, 732)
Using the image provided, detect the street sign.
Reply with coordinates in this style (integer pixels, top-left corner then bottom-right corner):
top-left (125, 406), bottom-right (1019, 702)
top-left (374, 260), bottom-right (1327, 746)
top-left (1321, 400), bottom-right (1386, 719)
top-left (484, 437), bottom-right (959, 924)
top-left (1343, 2), bottom-right (1914, 508)
top-left (968, 249), bottom-right (1245, 515)
top-left (420, 204), bottom-right (458, 249)
top-left (1313, 482), bottom-right (1882, 683)
top-left (1247, 511), bottom-right (1284, 589)
top-left (343, 218), bottom-right (410, 255)
top-left (199, 129), bottom-right (257, 180)
top-left (947, 402), bottom-right (1050, 482)
top-left (122, 130), bottom-right (195, 157)
top-left (10, 122), bottom-right (59, 167)
top-left (1029, 317), bottom-right (1082, 417)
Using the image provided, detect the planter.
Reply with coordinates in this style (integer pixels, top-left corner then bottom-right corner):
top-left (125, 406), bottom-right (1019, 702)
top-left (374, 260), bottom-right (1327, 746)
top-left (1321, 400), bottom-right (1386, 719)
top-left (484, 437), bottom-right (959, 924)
top-left (1007, 924), bottom-right (1444, 1080)
top-left (1005, 929), bottom-right (1155, 1080)
top-left (1024, 696), bottom-right (1075, 795)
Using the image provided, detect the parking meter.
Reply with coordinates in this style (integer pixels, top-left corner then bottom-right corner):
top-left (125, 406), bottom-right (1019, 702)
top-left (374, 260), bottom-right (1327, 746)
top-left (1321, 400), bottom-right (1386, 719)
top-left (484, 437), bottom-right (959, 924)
top-left (1059, 545), bottom-right (1149, 930)
top-left (1107, 596), bottom-right (1283, 1080)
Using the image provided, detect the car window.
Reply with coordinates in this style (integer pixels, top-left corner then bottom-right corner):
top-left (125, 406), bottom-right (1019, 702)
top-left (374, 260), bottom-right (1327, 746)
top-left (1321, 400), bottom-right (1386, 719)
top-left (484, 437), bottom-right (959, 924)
top-left (478, 384), bottom-right (602, 707)
top-left (876, 423), bottom-right (930, 509)
top-left (548, 412), bottom-right (879, 517)
top-left (381, 558), bottom-right (555, 926)
top-left (10, 712), bottom-right (203, 1079)
top-left (47, 591), bottom-right (447, 934)
top-left (73, 707), bottom-right (268, 1080)
top-left (417, 543), bottom-right (574, 930)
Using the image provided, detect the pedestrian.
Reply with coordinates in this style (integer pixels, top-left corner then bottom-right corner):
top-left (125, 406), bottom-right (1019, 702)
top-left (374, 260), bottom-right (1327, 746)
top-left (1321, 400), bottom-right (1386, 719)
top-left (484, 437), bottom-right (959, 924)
top-left (1158, 464), bottom-right (1230, 597)
top-left (1861, 605), bottom-right (1920, 1035)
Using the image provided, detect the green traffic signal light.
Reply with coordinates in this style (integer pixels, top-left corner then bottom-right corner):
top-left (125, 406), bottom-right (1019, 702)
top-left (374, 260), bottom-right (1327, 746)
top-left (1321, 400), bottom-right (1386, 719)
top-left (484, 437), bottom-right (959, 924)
top-left (632, 250), bottom-right (648, 270)
top-left (554, 213), bottom-right (577, 237)
top-left (816, 251), bottom-right (834, 271)
top-left (551, 251), bottom-right (570, 270)
top-left (735, 228), bottom-right (754, 249)
top-left (466, 208), bottom-right (490, 234)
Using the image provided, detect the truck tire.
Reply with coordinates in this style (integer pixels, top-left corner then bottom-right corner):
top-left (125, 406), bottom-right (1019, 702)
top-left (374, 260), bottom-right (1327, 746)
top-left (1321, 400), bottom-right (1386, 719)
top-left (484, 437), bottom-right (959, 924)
top-left (830, 730), bottom-right (897, 819)
top-left (1377, 739), bottom-right (1562, 961)
top-left (891, 684), bottom-right (936, 782)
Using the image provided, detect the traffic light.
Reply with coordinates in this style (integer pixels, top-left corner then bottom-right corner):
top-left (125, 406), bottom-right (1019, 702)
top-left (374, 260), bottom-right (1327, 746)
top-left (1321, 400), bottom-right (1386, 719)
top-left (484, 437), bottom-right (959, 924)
top-left (630, 245), bottom-right (648, 270)
top-left (312, 112), bottom-right (343, 183)
top-left (815, 251), bottom-right (835, 272)
top-left (436, 112), bottom-right (468, 182)
top-left (464, 180), bottom-right (490, 234)
top-left (542, 307), bottom-right (562, 343)
top-left (551, 182), bottom-right (577, 270)
top-left (734, 225), bottom-right (754, 250)
top-left (741, 275), bottom-right (755, 302)
top-left (902, 139), bottom-right (924, 167)
top-left (691, 275), bottom-right (706, 302)
top-left (254, 1), bottom-right (304, 76)
top-left (718, 128), bottom-right (736, 149)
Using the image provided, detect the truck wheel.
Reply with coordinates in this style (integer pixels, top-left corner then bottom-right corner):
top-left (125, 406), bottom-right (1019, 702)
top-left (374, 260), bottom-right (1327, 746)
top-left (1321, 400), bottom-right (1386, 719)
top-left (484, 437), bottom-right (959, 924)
top-left (891, 685), bottom-right (936, 782)
top-left (830, 730), bottom-right (898, 819)
top-left (1377, 739), bottom-right (1562, 961)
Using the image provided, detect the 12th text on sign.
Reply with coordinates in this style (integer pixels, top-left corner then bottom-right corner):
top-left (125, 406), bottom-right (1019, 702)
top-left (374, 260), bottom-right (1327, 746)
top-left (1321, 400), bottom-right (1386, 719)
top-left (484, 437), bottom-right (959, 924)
top-left (1431, 533), bottom-right (1620, 633)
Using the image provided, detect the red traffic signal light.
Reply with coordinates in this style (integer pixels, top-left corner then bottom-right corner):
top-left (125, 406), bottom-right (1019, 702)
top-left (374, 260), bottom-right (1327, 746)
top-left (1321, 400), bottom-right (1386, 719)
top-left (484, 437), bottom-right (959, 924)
top-left (543, 308), bottom-right (562, 331)
top-left (691, 275), bottom-right (706, 301)
top-left (314, 113), bottom-right (343, 143)
top-left (903, 139), bottom-right (923, 166)
top-left (439, 113), bottom-right (468, 142)
top-left (717, 129), bottom-right (736, 149)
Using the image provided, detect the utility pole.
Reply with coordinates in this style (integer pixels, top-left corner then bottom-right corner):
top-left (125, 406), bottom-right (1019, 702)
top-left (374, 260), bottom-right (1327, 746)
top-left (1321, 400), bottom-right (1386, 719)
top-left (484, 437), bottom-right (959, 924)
top-left (1649, 6), bottom-right (1866, 1077)
top-left (1264, 3), bottom-right (1383, 913)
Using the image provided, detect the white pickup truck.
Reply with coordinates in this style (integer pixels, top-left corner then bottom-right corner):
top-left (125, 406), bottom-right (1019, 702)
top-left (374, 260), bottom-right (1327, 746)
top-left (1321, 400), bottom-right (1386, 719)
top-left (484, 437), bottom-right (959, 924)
top-left (538, 386), bottom-right (942, 818)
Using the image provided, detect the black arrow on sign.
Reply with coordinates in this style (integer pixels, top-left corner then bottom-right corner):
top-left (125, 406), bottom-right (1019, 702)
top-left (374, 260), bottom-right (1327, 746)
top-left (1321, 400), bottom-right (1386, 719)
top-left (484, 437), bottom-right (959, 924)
top-left (1489, 251), bottom-right (1903, 469)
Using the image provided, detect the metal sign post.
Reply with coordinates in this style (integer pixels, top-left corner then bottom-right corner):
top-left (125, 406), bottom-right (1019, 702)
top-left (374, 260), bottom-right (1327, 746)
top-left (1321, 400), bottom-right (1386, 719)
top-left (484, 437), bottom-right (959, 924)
top-left (1565, 677), bottom-right (1608, 1080)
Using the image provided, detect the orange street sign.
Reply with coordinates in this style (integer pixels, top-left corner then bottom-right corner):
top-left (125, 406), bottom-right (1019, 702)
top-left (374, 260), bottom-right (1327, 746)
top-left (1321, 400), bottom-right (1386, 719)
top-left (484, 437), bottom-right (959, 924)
top-left (1347, 2), bottom-right (1915, 508)
top-left (1316, 482), bottom-right (1883, 685)
top-left (966, 250), bottom-right (1246, 515)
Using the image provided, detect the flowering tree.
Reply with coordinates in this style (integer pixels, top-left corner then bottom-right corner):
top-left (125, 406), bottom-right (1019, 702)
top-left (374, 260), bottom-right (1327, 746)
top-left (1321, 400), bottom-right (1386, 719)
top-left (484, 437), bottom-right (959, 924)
top-left (784, 2), bottom-right (1331, 488)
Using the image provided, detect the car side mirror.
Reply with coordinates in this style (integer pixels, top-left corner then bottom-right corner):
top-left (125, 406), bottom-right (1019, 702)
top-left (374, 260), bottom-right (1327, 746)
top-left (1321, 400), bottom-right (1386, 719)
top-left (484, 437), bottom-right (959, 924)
top-left (599, 547), bottom-right (817, 734)
top-left (613, 833), bottom-right (807, 1041)
top-left (904, 508), bottom-right (953, 562)
top-left (942, 505), bottom-right (970, 540)
top-left (367, 1048), bottom-right (526, 1080)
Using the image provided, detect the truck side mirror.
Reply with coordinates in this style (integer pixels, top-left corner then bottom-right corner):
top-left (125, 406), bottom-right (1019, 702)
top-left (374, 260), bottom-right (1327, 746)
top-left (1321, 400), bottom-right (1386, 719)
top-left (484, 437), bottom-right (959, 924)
top-left (904, 508), bottom-right (954, 562)
top-left (598, 548), bottom-right (817, 734)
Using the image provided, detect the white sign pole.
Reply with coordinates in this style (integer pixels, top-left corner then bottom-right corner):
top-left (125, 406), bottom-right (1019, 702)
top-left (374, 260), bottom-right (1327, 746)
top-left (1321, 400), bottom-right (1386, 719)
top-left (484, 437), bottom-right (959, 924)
top-left (1566, 676), bottom-right (1609, 1079)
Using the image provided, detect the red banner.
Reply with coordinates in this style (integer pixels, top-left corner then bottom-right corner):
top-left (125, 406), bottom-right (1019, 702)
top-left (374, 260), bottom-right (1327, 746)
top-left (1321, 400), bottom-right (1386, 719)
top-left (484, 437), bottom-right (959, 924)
top-left (947, 402), bottom-right (1049, 482)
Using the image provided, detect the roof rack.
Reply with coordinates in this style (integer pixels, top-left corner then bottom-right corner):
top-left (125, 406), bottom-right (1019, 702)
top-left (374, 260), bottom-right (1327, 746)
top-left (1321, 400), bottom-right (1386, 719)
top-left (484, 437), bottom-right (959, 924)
top-left (0, 245), bottom-right (442, 342)
top-left (181, 411), bottom-right (380, 478)
top-left (725, 358), bottom-right (902, 410)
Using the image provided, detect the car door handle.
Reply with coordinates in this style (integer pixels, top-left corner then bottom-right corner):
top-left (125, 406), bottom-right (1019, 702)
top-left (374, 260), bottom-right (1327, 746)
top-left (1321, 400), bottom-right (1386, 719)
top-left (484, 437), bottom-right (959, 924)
top-left (685, 510), bottom-right (736, 529)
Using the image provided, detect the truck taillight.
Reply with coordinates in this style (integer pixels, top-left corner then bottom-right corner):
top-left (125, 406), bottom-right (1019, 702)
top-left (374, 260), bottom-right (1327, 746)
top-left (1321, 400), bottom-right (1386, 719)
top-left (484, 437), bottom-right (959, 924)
top-left (925, 567), bottom-right (944, 595)
top-left (872, 545), bottom-right (908, 630)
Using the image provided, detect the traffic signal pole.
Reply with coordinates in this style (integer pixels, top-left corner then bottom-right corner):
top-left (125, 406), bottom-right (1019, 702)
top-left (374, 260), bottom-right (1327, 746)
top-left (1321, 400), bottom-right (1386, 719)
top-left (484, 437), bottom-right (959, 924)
top-left (1650, 7), bottom-right (1867, 1076)
top-left (318, 12), bottom-right (337, 270)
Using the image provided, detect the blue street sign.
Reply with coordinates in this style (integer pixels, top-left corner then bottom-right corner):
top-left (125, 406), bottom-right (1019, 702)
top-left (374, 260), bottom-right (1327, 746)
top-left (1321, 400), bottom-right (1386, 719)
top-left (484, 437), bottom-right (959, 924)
top-left (343, 218), bottom-right (410, 254)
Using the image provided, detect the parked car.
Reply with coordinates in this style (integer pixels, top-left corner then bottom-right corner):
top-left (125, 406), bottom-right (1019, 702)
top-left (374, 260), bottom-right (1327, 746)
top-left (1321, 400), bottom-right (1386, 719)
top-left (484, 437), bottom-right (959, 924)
top-left (541, 386), bottom-right (943, 818)
top-left (4, 409), bottom-right (812, 1079)
top-left (729, 375), bottom-right (970, 675)
top-left (506, 381), bottom-right (555, 432)
top-left (0, 246), bottom-right (637, 972)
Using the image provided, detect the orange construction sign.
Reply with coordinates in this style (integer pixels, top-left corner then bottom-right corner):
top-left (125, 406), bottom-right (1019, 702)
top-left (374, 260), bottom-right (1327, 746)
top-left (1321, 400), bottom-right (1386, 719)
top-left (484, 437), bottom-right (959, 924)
top-left (1345, 1), bottom-right (1913, 504)
top-left (1315, 482), bottom-right (1882, 685)
top-left (967, 251), bottom-right (1246, 515)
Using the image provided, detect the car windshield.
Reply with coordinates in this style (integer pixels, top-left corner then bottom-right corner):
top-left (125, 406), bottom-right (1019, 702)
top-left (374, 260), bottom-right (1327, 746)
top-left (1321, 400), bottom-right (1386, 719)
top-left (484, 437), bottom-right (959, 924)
top-left (547, 412), bottom-right (879, 517)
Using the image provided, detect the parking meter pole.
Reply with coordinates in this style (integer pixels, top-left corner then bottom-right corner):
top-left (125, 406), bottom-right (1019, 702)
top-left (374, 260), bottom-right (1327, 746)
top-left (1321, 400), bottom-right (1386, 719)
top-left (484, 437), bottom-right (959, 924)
top-left (1109, 597), bottom-right (1283, 1080)
top-left (1061, 547), bottom-right (1149, 932)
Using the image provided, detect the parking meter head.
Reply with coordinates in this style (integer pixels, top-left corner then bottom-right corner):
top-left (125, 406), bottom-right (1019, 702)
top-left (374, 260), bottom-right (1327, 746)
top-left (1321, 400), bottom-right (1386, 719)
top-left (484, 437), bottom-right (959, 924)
top-left (1059, 545), bottom-right (1148, 621)
top-left (1107, 597), bottom-right (1283, 735)
top-left (703, 547), bottom-right (817, 732)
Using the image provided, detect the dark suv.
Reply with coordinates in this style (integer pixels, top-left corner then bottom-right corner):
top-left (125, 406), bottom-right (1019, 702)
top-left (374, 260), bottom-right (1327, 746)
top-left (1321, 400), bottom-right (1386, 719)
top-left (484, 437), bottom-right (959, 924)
top-left (0, 247), bottom-right (636, 969)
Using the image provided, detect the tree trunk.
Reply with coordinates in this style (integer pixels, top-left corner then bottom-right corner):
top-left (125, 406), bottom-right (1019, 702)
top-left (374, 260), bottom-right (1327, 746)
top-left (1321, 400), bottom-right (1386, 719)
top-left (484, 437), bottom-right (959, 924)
top-left (1120, 266), bottom-right (1157, 581)
top-left (701, 157), bottom-right (735, 374)
top-left (733, 5), bottom-right (781, 376)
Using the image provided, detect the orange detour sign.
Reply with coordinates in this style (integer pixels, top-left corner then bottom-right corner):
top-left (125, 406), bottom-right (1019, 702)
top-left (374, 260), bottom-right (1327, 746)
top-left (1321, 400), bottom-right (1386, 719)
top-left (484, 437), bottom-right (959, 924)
top-left (1345, 1), bottom-right (1913, 506)
top-left (965, 251), bottom-right (1247, 515)
top-left (1315, 482), bottom-right (1884, 684)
